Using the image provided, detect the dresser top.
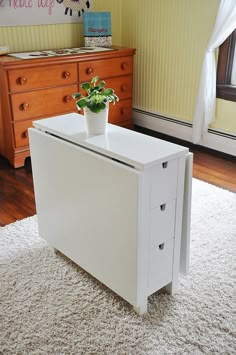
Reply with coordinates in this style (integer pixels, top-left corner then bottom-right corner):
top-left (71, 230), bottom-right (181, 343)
top-left (33, 113), bottom-right (188, 170)
top-left (0, 46), bottom-right (135, 67)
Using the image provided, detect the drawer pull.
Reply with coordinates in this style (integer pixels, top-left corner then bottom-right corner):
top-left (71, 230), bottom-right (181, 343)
top-left (120, 107), bottom-right (125, 115)
top-left (121, 62), bottom-right (128, 70)
top-left (162, 161), bottom-right (168, 169)
top-left (64, 95), bottom-right (72, 103)
top-left (121, 84), bottom-right (127, 92)
top-left (159, 243), bottom-right (165, 250)
top-left (23, 130), bottom-right (28, 138)
top-left (21, 103), bottom-right (29, 110)
top-left (160, 204), bottom-right (166, 211)
top-left (18, 76), bottom-right (27, 85)
top-left (86, 67), bottom-right (94, 75)
top-left (63, 71), bottom-right (71, 79)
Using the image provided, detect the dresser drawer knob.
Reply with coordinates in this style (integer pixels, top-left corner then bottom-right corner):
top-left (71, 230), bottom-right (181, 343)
top-left (86, 67), bottom-right (94, 75)
top-left (18, 76), bottom-right (27, 85)
top-left (159, 243), bottom-right (165, 250)
top-left (120, 107), bottom-right (125, 115)
top-left (21, 103), bottom-right (29, 110)
top-left (121, 84), bottom-right (127, 92)
top-left (162, 161), bottom-right (168, 168)
top-left (23, 130), bottom-right (28, 138)
top-left (160, 204), bottom-right (166, 211)
top-left (64, 95), bottom-right (72, 103)
top-left (121, 62), bottom-right (128, 70)
top-left (63, 71), bottom-right (71, 79)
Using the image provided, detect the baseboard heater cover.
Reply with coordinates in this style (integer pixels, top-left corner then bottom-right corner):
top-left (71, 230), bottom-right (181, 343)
top-left (133, 108), bottom-right (236, 156)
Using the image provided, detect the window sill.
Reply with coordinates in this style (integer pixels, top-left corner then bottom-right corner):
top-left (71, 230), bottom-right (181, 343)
top-left (216, 84), bottom-right (236, 102)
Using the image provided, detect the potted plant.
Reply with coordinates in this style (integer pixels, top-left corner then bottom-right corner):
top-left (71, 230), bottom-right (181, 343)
top-left (72, 75), bottom-right (119, 135)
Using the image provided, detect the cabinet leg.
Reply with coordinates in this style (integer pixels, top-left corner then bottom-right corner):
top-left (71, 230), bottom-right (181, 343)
top-left (12, 151), bottom-right (30, 168)
top-left (165, 280), bottom-right (179, 295)
top-left (133, 301), bottom-right (148, 315)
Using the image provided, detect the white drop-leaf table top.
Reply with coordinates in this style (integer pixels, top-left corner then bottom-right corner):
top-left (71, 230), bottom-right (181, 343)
top-left (33, 113), bottom-right (189, 170)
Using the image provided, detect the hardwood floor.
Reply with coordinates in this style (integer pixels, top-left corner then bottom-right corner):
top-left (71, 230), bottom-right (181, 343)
top-left (0, 156), bottom-right (36, 227)
top-left (191, 148), bottom-right (236, 192)
top-left (0, 130), bottom-right (235, 227)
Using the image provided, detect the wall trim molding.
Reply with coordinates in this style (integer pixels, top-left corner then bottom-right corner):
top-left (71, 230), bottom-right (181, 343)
top-left (133, 108), bottom-right (236, 157)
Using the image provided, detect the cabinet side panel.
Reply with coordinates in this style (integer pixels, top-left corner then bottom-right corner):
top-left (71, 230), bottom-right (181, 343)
top-left (180, 152), bottom-right (193, 274)
top-left (170, 155), bottom-right (186, 291)
top-left (29, 129), bottom-right (139, 306)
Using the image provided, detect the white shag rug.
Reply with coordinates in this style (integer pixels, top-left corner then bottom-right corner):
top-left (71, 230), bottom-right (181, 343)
top-left (0, 179), bottom-right (235, 355)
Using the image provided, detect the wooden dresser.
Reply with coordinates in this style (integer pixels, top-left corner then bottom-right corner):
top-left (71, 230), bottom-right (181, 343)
top-left (0, 46), bottom-right (135, 168)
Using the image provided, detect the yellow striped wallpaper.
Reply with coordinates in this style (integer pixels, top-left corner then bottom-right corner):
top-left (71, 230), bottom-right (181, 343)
top-left (120, 0), bottom-right (219, 122)
top-left (0, 24), bottom-right (83, 52)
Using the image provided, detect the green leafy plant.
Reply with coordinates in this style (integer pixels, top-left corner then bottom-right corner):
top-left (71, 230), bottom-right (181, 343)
top-left (72, 76), bottom-right (119, 114)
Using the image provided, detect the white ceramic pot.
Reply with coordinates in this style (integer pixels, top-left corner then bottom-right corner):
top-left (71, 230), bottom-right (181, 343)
top-left (84, 104), bottom-right (109, 135)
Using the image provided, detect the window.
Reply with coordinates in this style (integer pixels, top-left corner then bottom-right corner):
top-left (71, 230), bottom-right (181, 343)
top-left (216, 29), bottom-right (236, 102)
top-left (231, 44), bottom-right (236, 85)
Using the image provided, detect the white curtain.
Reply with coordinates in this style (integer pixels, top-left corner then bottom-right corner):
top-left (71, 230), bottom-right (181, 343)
top-left (192, 0), bottom-right (236, 144)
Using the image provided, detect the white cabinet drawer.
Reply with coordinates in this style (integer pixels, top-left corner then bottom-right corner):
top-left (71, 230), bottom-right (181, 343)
top-left (148, 238), bottom-right (174, 293)
top-left (150, 199), bottom-right (176, 246)
top-left (151, 159), bottom-right (178, 207)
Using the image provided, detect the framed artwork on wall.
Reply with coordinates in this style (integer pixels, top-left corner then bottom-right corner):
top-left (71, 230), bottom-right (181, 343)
top-left (0, 0), bottom-right (93, 27)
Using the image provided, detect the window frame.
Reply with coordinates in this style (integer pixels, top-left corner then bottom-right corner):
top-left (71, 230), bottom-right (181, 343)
top-left (216, 29), bottom-right (236, 102)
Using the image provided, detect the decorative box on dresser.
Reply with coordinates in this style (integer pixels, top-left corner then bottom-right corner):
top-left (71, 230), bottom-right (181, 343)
top-left (0, 46), bottom-right (135, 168)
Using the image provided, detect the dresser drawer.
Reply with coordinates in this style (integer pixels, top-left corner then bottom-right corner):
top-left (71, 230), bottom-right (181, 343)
top-left (148, 238), bottom-right (174, 293)
top-left (79, 75), bottom-right (133, 101)
top-left (11, 85), bottom-right (77, 121)
top-left (151, 159), bottom-right (178, 207)
top-left (13, 120), bottom-right (33, 148)
top-left (79, 56), bottom-right (133, 82)
top-left (150, 199), bottom-right (176, 246)
top-left (8, 63), bottom-right (77, 92)
top-left (103, 76), bottom-right (133, 100)
top-left (109, 99), bottom-right (132, 125)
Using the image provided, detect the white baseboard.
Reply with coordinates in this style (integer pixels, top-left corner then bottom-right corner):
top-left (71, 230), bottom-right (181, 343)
top-left (133, 108), bottom-right (236, 157)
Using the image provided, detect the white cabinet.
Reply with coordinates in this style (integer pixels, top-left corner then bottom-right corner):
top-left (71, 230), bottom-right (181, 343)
top-left (29, 113), bottom-right (193, 315)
